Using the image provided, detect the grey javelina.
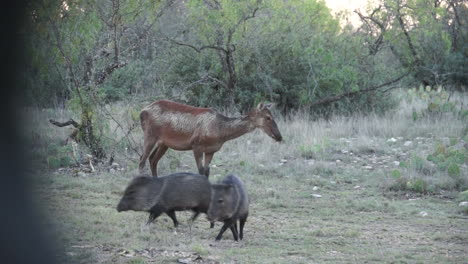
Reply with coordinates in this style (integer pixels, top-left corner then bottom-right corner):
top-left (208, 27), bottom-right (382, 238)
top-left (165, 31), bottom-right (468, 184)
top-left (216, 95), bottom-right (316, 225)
top-left (117, 172), bottom-right (211, 227)
top-left (208, 174), bottom-right (249, 241)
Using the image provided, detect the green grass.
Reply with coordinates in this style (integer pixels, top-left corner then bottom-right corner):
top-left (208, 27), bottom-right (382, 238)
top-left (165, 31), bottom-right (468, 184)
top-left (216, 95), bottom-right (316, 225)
top-left (31, 90), bottom-right (468, 263)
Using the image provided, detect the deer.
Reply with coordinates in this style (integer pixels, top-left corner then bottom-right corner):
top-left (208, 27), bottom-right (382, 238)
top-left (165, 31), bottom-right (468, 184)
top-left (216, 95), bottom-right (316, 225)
top-left (138, 100), bottom-right (283, 177)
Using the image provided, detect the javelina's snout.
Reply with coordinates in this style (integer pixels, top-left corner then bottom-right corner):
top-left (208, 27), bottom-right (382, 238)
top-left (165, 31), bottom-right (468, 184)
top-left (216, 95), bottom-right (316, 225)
top-left (116, 199), bottom-right (128, 212)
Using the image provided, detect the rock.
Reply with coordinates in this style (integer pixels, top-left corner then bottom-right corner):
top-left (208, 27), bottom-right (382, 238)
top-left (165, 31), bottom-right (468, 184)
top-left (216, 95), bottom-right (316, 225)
top-left (404, 141), bottom-right (413, 146)
top-left (419, 211), bottom-right (428, 217)
top-left (336, 160), bottom-right (341, 163)
top-left (393, 161), bottom-right (400, 166)
top-left (311, 194), bottom-right (322, 198)
top-left (312, 186), bottom-right (319, 191)
top-left (77, 172), bottom-right (86, 177)
top-left (459, 201), bottom-right (468, 207)
top-left (363, 165), bottom-right (373, 170)
top-left (387, 138), bottom-right (397, 142)
top-left (177, 258), bottom-right (192, 264)
top-left (111, 162), bottom-right (120, 169)
top-left (354, 185), bottom-right (361, 189)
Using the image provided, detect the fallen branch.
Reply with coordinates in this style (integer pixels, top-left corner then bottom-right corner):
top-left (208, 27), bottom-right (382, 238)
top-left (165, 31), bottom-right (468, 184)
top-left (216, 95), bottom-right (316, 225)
top-left (49, 118), bottom-right (80, 128)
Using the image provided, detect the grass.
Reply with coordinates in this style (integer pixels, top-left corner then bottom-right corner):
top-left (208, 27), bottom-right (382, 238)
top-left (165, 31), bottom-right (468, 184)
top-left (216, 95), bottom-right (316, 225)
top-left (30, 89), bottom-right (468, 263)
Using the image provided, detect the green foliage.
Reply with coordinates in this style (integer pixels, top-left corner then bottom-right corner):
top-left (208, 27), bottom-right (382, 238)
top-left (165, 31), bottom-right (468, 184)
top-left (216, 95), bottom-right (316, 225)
top-left (44, 144), bottom-right (75, 169)
top-left (388, 139), bottom-right (467, 194)
top-left (388, 175), bottom-right (429, 194)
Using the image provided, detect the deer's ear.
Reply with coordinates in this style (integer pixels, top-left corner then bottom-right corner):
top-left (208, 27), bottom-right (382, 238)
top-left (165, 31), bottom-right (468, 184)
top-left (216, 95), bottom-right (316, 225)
top-left (264, 103), bottom-right (274, 109)
top-left (256, 102), bottom-right (264, 110)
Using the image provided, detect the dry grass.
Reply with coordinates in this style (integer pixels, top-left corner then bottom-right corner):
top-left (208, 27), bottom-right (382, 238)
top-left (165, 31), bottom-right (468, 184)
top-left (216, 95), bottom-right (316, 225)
top-left (30, 89), bottom-right (468, 263)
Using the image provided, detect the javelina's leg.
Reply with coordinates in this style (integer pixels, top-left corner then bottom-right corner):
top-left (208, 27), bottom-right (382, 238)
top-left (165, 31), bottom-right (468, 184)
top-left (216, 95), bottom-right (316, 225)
top-left (203, 152), bottom-right (215, 177)
top-left (215, 220), bottom-right (235, 241)
top-left (139, 138), bottom-right (157, 174)
top-left (190, 210), bottom-right (200, 222)
top-left (166, 210), bottom-right (179, 227)
top-left (149, 144), bottom-right (168, 177)
top-left (239, 217), bottom-right (247, 240)
top-left (210, 222), bottom-right (214, 228)
top-left (147, 204), bottom-right (165, 224)
top-left (193, 151), bottom-right (205, 175)
top-left (229, 225), bottom-right (239, 241)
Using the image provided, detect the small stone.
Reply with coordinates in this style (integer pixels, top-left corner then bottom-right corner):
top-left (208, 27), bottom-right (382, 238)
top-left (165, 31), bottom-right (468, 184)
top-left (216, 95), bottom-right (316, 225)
top-left (387, 138), bottom-right (397, 142)
top-left (109, 168), bottom-right (115, 173)
top-left (211, 164), bottom-right (217, 168)
top-left (111, 162), bottom-right (120, 169)
top-left (341, 150), bottom-right (349, 154)
top-left (459, 201), bottom-right (468, 207)
top-left (280, 159), bottom-right (288, 163)
top-left (177, 258), bottom-right (192, 264)
top-left (336, 160), bottom-right (341, 163)
top-left (419, 211), bottom-right (428, 217)
top-left (311, 194), bottom-right (322, 198)
top-left (393, 161), bottom-right (400, 166)
top-left (77, 172), bottom-right (86, 177)
top-left (312, 186), bottom-right (319, 191)
top-left (363, 165), bottom-right (373, 170)
top-left (354, 185), bottom-right (361, 189)
top-left (404, 141), bottom-right (413, 146)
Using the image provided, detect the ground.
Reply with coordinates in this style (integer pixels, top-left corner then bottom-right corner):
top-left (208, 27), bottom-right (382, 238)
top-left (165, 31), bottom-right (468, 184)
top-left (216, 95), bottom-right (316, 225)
top-left (30, 91), bottom-right (467, 263)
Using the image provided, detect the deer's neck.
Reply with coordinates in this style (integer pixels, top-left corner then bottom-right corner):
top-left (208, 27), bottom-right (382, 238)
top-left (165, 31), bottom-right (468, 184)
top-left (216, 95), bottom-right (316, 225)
top-left (218, 115), bottom-right (255, 142)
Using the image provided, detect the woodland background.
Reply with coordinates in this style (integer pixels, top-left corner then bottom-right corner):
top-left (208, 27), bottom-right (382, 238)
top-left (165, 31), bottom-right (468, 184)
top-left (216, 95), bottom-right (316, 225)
top-left (13, 0), bottom-right (468, 263)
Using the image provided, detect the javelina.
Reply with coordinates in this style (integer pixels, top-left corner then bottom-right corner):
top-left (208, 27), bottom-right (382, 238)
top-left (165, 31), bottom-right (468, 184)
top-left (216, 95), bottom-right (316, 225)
top-left (117, 172), bottom-right (211, 227)
top-left (208, 174), bottom-right (249, 241)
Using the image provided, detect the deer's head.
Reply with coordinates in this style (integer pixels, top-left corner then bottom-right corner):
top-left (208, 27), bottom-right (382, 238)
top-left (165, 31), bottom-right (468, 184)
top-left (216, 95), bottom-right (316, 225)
top-left (249, 103), bottom-right (283, 142)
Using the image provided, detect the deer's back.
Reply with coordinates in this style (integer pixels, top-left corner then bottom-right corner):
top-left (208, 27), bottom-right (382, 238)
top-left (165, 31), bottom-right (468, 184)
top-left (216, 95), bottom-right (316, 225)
top-left (141, 100), bottom-right (217, 134)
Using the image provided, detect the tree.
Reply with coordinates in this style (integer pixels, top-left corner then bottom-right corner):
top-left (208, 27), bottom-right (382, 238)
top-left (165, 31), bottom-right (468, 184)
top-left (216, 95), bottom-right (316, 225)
top-left (356, 0), bottom-right (467, 89)
top-left (24, 0), bottom-right (170, 159)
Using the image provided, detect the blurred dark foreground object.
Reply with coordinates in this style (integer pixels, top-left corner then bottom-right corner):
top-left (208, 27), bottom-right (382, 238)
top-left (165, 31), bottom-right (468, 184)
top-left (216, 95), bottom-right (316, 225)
top-left (0, 1), bottom-right (58, 263)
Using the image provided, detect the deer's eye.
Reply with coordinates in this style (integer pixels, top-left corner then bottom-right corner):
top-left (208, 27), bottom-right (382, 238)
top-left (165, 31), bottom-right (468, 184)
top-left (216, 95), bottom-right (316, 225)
top-left (266, 116), bottom-right (271, 121)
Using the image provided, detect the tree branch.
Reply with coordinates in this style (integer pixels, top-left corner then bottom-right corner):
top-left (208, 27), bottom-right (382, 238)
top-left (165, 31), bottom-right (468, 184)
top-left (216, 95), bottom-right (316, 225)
top-left (309, 72), bottom-right (410, 107)
top-left (167, 38), bottom-right (228, 53)
top-left (49, 118), bottom-right (80, 128)
top-left (94, 62), bottom-right (128, 85)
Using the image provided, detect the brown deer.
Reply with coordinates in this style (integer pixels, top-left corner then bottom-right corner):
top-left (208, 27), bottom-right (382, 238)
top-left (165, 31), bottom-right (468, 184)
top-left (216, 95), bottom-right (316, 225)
top-left (138, 100), bottom-right (282, 177)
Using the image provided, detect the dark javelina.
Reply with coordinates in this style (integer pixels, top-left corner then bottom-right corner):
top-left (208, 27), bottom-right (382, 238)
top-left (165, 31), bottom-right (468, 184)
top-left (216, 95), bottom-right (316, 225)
top-left (117, 172), bottom-right (211, 227)
top-left (208, 174), bottom-right (249, 241)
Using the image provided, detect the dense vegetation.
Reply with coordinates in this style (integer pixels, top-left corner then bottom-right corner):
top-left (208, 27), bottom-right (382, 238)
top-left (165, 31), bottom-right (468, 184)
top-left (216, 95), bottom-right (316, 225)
top-left (18, 1), bottom-right (468, 262)
top-left (21, 0), bottom-right (467, 159)
top-left (22, 0), bottom-right (466, 108)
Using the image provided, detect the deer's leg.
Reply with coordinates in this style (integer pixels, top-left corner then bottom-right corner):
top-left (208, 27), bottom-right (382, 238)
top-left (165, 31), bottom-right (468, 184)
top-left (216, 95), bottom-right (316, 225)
top-left (139, 136), bottom-right (157, 174)
top-left (149, 144), bottom-right (168, 177)
top-left (203, 152), bottom-right (215, 177)
top-left (193, 150), bottom-right (204, 175)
